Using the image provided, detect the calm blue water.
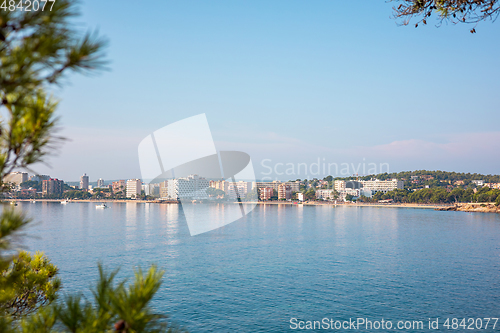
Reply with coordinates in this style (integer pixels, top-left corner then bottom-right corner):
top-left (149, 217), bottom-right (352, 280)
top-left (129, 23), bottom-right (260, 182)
top-left (17, 202), bottom-right (500, 332)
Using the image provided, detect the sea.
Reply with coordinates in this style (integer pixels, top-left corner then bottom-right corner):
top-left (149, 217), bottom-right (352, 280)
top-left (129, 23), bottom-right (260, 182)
top-left (14, 202), bottom-right (500, 332)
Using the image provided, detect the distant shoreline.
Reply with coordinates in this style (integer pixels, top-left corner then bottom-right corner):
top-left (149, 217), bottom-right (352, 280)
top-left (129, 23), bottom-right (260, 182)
top-left (4, 199), bottom-right (498, 213)
top-left (246, 202), bottom-right (451, 209)
top-left (5, 199), bottom-right (449, 209)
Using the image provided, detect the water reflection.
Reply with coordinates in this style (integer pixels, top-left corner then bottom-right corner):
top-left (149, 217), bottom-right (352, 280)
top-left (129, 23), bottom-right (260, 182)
top-left (15, 202), bottom-right (500, 333)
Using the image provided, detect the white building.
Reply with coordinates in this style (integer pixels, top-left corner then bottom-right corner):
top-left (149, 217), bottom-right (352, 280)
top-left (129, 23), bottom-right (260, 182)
top-left (360, 179), bottom-right (404, 193)
top-left (97, 178), bottom-right (105, 188)
top-left (334, 179), bottom-right (403, 195)
top-left (126, 179), bottom-right (142, 198)
top-left (30, 174), bottom-right (50, 182)
top-left (316, 189), bottom-right (338, 201)
top-left (226, 181), bottom-right (252, 199)
top-left (3, 172), bottom-right (28, 187)
top-left (472, 180), bottom-right (484, 187)
top-left (142, 183), bottom-right (160, 196)
top-left (80, 173), bottom-right (89, 190)
top-left (251, 181), bottom-right (300, 192)
top-left (166, 175), bottom-right (210, 200)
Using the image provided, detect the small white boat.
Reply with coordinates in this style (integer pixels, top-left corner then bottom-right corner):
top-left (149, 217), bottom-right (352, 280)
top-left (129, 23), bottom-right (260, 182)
top-left (61, 200), bottom-right (69, 204)
top-left (95, 203), bottom-right (108, 209)
top-left (32, 200), bottom-right (36, 203)
top-left (10, 201), bottom-right (17, 206)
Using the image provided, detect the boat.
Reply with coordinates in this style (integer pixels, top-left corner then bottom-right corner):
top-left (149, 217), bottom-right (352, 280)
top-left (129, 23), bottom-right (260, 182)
top-left (32, 200), bottom-right (36, 203)
top-left (10, 201), bottom-right (17, 206)
top-left (61, 200), bottom-right (69, 204)
top-left (95, 203), bottom-right (108, 209)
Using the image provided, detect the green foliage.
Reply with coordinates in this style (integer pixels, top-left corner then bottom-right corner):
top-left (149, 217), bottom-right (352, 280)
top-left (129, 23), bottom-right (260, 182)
top-left (206, 187), bottom-right (226, 199)
top-left (0, 210), bottom-right (34, 315)
top-left (304, 188), bottom-right (316, 201)
top-left (9, 265), bottom-right (186, 333)
top-left (391, 0), bottom-right (499, 31)
top-left (244, 188), bottom-right (258, 201)
top-left (368, 187), bottom-right (500, 204)
top-left (0, 0), bottom-right (107, 100)
top-left (0, 264), bottom-right (186, 332)
top-left (20, 181), bottom-right (42, 191)
top-left (1, 1), bottom-right (193, 332)
top-left (0, 0), bottom-right (106, 179)
top-left (0, 251), bottom-right (60, 317)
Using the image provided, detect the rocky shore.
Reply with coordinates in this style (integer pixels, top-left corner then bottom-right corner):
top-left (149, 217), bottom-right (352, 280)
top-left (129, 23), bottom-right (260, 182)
top-left (436, 203), bottom-right (500, 213)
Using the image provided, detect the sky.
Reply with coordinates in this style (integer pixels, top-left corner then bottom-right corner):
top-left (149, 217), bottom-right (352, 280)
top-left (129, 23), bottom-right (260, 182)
top-left (33, 0), bottom-right (500, 182)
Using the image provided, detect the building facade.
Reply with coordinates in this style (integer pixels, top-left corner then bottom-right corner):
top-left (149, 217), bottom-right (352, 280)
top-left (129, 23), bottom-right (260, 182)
top-left (97, 178), bottom-right (105, 188)
top-left (112, 180), bottom-right (126, 193)
top-left (3, 172), bottom-right (28, 186)
top-left (316, 189), bottom-right (338, 201)
top-left (165, 175), bottom-right (210, 200)
top-left (485, 183), bottom-right (500, 190)
top-left (142, 183), bottom-right (159, 196)
top-left (80, 173), bottom-right (89, 190)
top-left (252, 181), bottom-right (299, 192)
top-left (278, 184), bottom-right (292, 200)
top-left (359, 179), bottom-right (404, 193)
top-left (226, 181), bottom-right (252, 199)
top-left (42, 179), bottom-right (64, 196)
top-left (334, 179), bottom-right (403, 195)
top-left (29, 174), bottom-right (50, 182)
top-left (259, 187), bottom-right (273, 201)
top-left (126, 179), bottom-right (142, 198)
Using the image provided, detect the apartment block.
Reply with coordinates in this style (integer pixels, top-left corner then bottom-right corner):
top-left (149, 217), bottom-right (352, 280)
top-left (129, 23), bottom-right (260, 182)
top-left (30, 174), bottom-right (50, 182)
top-left (252, 181), bottom-right (299, 192)
top-left (259, 187), bottom-right (273, 201)
top-left (142, 183), bottom-right (159, 196)
top-left (3, 172), bottom-right (28, 186)
top-left (278, 184), bottom-right (292, 200)
top-left (209, 180), bottom-right (228, 193)
top-left (112, 180), bottom-right (126, 193)
top-left (126, 179), bottom-right (142, 198)
top-left (166, 174), bottom-right (210, 200)
top-left (335, 179), bottom-right (403, 195)
top-left (42, 179), bottom-right (64, 196)
top-left (159, 180), bottom-right (169, 199)
top-left (80, 173), bottom-right (89, 190)
top-left (226, 181), bottom-right (252, 199)
top-left (360, 179), bottom-right (404, 193)
top-left (316, 189), bottom-right (337, 201)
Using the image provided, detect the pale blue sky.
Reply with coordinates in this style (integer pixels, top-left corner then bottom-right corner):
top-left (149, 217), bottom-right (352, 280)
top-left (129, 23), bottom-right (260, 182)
top-left (37, 0), bottom-right (500, 181)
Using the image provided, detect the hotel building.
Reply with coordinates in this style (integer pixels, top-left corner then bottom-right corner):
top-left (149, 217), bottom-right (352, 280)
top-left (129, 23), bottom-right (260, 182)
top-left (126, 179), bottom-right (142, 198)
top-left (80, 173), bottom-right (89, 190)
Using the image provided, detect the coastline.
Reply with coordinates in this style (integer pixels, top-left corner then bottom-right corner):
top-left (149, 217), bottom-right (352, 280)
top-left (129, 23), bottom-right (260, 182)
top-left (246, 201), bottom-right (451, 209)
top-left (5, 199), bottom-right (498, 213)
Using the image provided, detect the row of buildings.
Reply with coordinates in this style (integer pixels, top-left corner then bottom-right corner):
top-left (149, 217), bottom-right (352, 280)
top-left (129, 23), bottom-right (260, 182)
top-left (5, 171), bottom-right (500, 201)
top-left (316, 179), bottom-right (404, 201)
